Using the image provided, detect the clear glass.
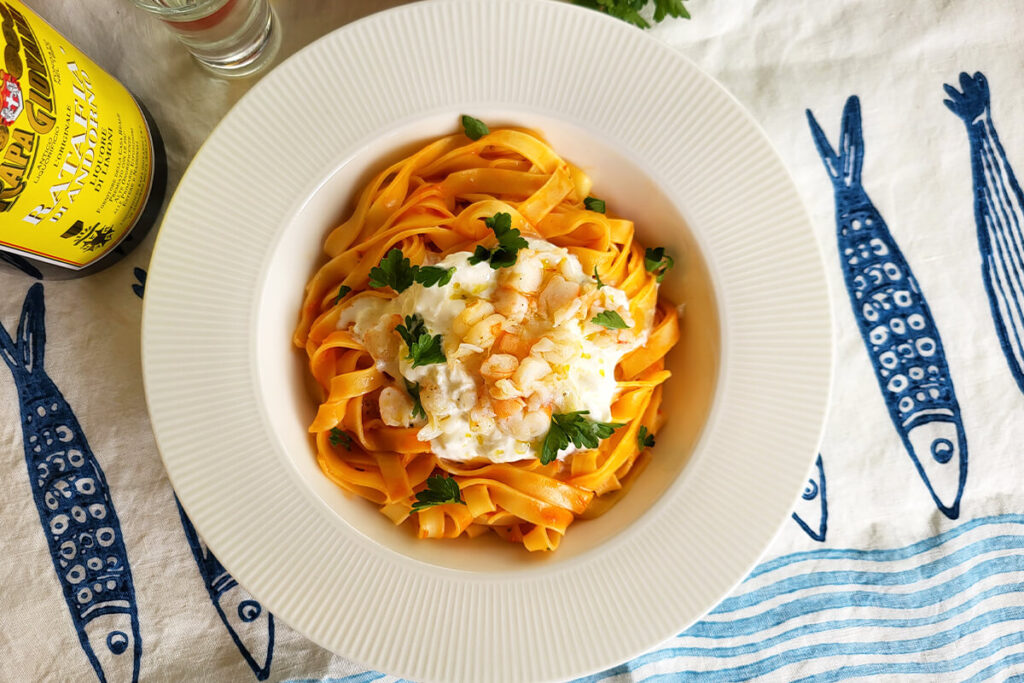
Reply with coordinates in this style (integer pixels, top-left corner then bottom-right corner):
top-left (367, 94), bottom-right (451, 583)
top-left (133, 0), bottom-right (281, 78)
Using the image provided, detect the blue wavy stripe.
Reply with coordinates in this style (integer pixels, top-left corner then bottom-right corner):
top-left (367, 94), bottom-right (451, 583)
top-left (964, 652), bottom-right (1024, 683)
top-left (690, 554), bottom-right (1024, 638)
top-left (674, 580), bottom-right (1024, 658)
top-left (713, 535), bottom-right (1024, 615)
top-left (749, 514), bottom-right (1024, 579)
top-left (602, 607), bottom-right (1024, 682)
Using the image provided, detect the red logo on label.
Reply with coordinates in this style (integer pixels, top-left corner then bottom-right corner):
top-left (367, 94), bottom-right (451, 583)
top-left (1, 71), bottom-right (23, 126)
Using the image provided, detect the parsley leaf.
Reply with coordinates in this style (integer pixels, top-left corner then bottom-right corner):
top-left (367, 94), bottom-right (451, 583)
top-left (573, 0), bottom-right (690, 29)
top-left (584, 196), bottom-right (606, 213)
top-left (411, 474), bottom-right (465, 511)
top-left (404, 379), bottom-right (427, 420)
top-left (461, 115), bottom-right (490, 141)
top-left (331, 285), bottom-right (352, 305)
top-left (593, 266), bottom-right (606, 289)
top-left (643, 246), bottom-right (675, 283)
top-left (591, 310), bottom-right (630, 329)
top-left (470, 212), bottom-right (529, 269)
top-left (328, 427), bottom-right (352, 450)
top-left (540, 411), bottom-right (625, 465)
top-left (369, 249), bottom-right (416, 292)
top-left (637, 425), bottom-right (655, 450)
top-left (414, 265), bottom-right (455, 287)
top-left (395, 314), bottom-right (446, 367)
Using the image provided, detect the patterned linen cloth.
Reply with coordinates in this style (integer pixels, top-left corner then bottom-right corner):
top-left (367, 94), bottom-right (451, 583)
top-left (3, 1), bottom-right (1024, 681)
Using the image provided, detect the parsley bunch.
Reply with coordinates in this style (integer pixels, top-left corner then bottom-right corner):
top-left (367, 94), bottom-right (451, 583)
top-left (540, 411), bottom-right (625, 465)
top-left (411, 475), bottom-right (465, 511)
top-left (468, 213), bottom-right (529, 269)
top-left (368, 248), bottom-right (455, 293)
top-left (396, 314), bottom-right (447, 367)
top-left (573, 0), bottom-right (690, 28)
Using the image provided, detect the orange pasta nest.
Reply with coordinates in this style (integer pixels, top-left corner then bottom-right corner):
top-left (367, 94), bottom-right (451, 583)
top-left (293, 125), bottom-right (680, 551)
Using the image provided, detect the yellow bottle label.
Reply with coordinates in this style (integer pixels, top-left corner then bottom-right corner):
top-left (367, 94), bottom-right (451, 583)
top-left (0, 0), bottom-right (154, 269)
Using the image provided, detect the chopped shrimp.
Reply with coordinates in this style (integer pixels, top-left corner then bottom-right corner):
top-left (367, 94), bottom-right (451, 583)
top-left (539, 275), bottom-right (581, 323)
top-left (513, 356), bottom-right (551, 391)
top-left (464, 313), bottom-right (505, 348)
top-left (453, 300), bottom-right (495, 337)
top-left (494, 329), bottom-right (532, 358)
top-left (419, 381), bottom-right (447, 414)
top-left (530, 332), bottom-right (577, 365)
top-left (489, 378), bottom-right (522, 400)
top-left (493, 287), bottom-right (530, 322)
top-left (480, 353), bottom-right (519, 381)
top-left (379, 386), bottom-right (417, 427)
top-left (493, 397), bottom-right (525, 419)
top-left (363, 314), bottom-right (401, 360)
top-left (505, 258), bottom-right (544, 293)
top-left (470, 400), bottom-right (496, 433)
top-left (498, 409), bottom-right (550, 441)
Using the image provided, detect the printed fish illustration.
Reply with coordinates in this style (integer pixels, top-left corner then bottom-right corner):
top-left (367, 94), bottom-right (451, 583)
top-left (944, 71), bottom-right (1024, 395)
top-left (0, 284), bottom-right (141, 682)
top-left (791, 454), bottom-right (828, 542)
top-left (0, 250), bottom-right (43, 279)
top-left (175, 497), bottom-right (274, 680)
top-left (131, 268), bottom-right (146, 299)
top-left (807, 97), bottom-right (968, 519)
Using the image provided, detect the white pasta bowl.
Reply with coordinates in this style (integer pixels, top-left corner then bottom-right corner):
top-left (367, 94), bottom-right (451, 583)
top-left (142, 1), bottom-right (832, 681)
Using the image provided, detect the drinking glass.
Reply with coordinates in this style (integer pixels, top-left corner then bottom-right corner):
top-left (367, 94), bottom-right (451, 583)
top-left (133, 0), bottom-right (281, 78)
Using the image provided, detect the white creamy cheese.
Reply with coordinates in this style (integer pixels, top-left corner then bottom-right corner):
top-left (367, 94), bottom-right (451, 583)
top-left (338, 238), bottom-right (650, 464)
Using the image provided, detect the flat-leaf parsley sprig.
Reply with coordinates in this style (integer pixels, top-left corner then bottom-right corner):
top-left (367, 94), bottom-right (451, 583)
top-left (644, 246), bottom-right (675, 282)
top-left (468, 212), bottom-right (529, 269)
top-left (591, 310), bottom-right (630, 329)
top-left (395, 314), bottom-right (447, 367)
top-left (411, 474), bottom-right (465, 511)
top-left (540, 411), bottom-right (625, 465)
top-left (573, 0), bottom-right (690, 29)
top-left (637, 425), bottom-right (655, 450)
top-left (369, 248), bottom-right (456, 293)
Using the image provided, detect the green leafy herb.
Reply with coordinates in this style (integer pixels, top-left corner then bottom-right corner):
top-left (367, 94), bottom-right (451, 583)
top-left (415, 265), bottom-right (455, 287)
top-left (584, 196), bottom-right (606, 213)
top-left (572, 0), bottom-right (690, 29)
top-left (411, 474), bottom-right (465, 511)
top-left (369, 249), bottom-right (457, 292)
top-left (369, 248), bottom-right (416, 292)
top-left (328, 428), bottom-right (352, 450)
top-left (540, 411), bottom-right (625, 465)
top-left (461, 115), bottom-right (490, 141)
top-left (469, 212), bottom-right (529, 269)
top-left (593, 266), bottom-right (606, 289)
top-left (637, 425), bottom-right (655, 450)
top-left (404, 378), bottom-right (427, 420)
top-left (643, 246), bottom-right (675, 282)
top-left (395, 314), bottom-right (447, 367)
top-left (331, 285), bottom-right (352, 305)
top-left (591, 310), bottom-right (630, 329)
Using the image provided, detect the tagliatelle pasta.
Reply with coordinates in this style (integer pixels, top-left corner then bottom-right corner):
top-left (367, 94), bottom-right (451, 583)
top-left (293, 124), bottom-right (680, 551)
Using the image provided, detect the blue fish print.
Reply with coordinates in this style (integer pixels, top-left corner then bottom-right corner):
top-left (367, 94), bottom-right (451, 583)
top-left (175, 497), bottom-right (274, 679)
top-left (792, 454), bottom-right (828, 542)
top-left (0, 250), bottom-right (43, 279)
top-left (0, 284), bottom-right (141, 683)
top-left (944, 71), bottom-right (1024, 395)
top-left (131, 268), bottom-right (146, 299)
top-left (807, 97), bottom-right (968, 519)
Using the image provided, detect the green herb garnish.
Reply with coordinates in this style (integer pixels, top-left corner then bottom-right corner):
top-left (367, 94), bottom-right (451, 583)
top-left (637, 425), bottom-right (655, 450)
top-left (404, 378), bottom-right (427, 420)
top-left (331, 285), bottom-right (352, 305)
top-left (395, 314), bottom-right (446, 367)
top-left (328, 428), bottom-right (352, 450)
top-left (415, 265), bottom-right (455, 287)
top-left (369, 248), bottom-right (457, 292)
top-left (584, 196), bottom-right (606, 213)
top-left (573, 0), bottom-right (690, 29)
top-left (591, 310), bottom-right (630, 329)
top-left (593, 266), bottom-right (606, 289)
top-left (411, 474), bottom-right (465, 511)
top-left (461, 115), bottom-right (490, 141)
top-left (540, 411), bottom-right (625, 465)
top-left (643, 246), bottom-right (675, 283)
top-left (467, 212), bottom-right (529, 269)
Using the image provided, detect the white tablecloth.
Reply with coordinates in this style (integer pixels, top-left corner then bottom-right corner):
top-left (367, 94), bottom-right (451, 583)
top-left (4, 1), bottom-right (1024, 681)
